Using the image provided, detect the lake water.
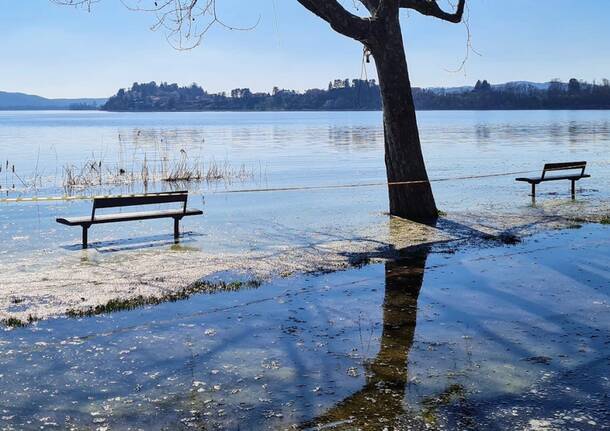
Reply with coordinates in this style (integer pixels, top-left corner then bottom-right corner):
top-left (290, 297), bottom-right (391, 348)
top-left (1, 224), bottom-right (609, 429)
top-left (1, 111), bottom-right (610, 429)
top-left (2, 110), bottom-right (610, 196)
top-left (1, 110), bottom-right (610, 261)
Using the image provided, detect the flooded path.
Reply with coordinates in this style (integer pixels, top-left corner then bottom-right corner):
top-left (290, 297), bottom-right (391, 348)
top-left (3, 110), bottom-right (610, 321)
top-left (1, 224), bottom-right (608, 430)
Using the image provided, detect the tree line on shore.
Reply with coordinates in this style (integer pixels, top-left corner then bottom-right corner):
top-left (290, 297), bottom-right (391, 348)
top-left (101, 78), bottom-right (610, 111)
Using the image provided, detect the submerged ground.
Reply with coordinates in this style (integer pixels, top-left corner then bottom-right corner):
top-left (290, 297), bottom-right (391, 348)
top-left (1, 224), bottom-right (609, 429)
top-left (1, 110), bottom-right (609, 429)
top-left (1, 110), bottom-right (610, 321)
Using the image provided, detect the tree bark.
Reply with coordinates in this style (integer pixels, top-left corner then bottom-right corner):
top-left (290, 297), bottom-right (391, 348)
top-left (370, 15), bottom-right (438, 223)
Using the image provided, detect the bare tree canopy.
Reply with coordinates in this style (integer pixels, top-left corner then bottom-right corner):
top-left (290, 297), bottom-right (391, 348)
top-left (53, 0), bottom-right (465, 48)
top-left (299, 0), bottom-right (465, 40)
top-left (52, 0), bottom-right (467, 222)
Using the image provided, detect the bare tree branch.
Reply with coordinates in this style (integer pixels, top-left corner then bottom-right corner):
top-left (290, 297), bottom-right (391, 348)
top-left (444, 2), bottom-right (480, 73)
top-left (378, 0), bottom-right (402, 20)
top-left (51, 0), bottom-right (99, 11)
top-left (296, 0), bottom-right (372, 41)
top-left (400, 0), bottom-right (465, 23)
top-left (51, 0), bottom-right (466, 55)
top-left (356, 0), bottom-right (380, 15)
top-left (52, 0), bottom-right (260, 49)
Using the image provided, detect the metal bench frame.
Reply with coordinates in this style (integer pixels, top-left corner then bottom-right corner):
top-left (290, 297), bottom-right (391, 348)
top-left (56, 191), bottom-right (203, 249)
top-left (516, 161), bottom-right (590, 200)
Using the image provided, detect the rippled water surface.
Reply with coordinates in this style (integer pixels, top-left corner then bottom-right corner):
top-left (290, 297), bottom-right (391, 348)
top-left (1, 110), bottom-right (610, 259)
top-left (2, 110), bottom-right (610, 194)
top-left (1, 111), bottom-right (610, 429)
top-left (1, 224), bottom-right (609, 429)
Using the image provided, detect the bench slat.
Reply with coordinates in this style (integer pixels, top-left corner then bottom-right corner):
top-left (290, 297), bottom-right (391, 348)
top-left (515, 161), bottom-right (590, 201)
top-left (93, 191), bottom-right (188, 209)
top-left (515, 173), bottom-right (590, 184)
top-left (57, 208), bottom-right (203, 226)
top-left (56, 191), bottom-right (203, 249)
top-left (543, 161), bottom-right (587, 171)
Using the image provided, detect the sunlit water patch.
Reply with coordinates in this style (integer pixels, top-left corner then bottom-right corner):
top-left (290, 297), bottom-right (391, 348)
top-left (2, 110), bottom-right (610, 250)
top-left (2, 110), bottom-right (610, 321)
top-left (0, 225), bottom-right (608, 429)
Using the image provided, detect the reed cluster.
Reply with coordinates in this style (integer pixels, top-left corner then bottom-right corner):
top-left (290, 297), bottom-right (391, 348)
top-left (62, 151), bottom-right (256, 191)
top-left (0, 159), bottom-right (37, 193)
top-left (6, 130), bottom-right (262, 194)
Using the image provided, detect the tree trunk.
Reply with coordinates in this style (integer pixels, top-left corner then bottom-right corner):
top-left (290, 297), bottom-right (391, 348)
top-left (370, 16), bottom-right (438, 223)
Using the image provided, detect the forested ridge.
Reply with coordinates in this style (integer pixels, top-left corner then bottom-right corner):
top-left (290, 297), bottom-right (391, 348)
top-left (102, 78), bottom-right (610, 111)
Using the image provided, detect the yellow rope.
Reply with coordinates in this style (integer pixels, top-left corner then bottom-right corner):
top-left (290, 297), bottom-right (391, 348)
top-left (0, 169), bottom-right (539, 203)
top-left (218, 170), bottom-right (538, 195)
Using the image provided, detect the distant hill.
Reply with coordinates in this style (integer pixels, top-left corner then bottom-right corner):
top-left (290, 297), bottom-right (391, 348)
top-left (427, 81), bottom-right (563, 95)
top-left (102, 78), bottom-right (610, 112)
top-left (4, 78), bottom-right (608, 111)
top-left (0, 91), bottom-right (107, 110)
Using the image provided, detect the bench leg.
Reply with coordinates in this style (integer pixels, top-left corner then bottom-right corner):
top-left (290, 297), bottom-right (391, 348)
top-left (173, 218), bottom-right (180, 243)
top-left (82, 226), bottom-right (89, 249)
top-left (571, 180), bottom-right (576, 199)
top-left (531, 183), bottom-right (536, 201)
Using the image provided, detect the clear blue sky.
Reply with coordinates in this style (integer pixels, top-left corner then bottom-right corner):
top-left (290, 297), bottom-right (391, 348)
top-left (2, 0), bottom-right (609, 98)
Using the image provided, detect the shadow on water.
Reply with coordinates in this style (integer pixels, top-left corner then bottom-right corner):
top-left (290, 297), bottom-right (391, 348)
top-left (1, 224), bottom-right (609, 429)
top-left (60, 232), bottom-right (203, 253)
top-left (301, 244), bottom-right (469, 430)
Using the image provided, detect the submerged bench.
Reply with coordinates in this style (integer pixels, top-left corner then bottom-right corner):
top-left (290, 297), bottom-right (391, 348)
top-left (516, 161), bottom-right (590, 199)
top-left (56, 191), bottom-right (203, 249)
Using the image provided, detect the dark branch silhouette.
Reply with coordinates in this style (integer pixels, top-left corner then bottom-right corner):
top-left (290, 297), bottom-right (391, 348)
top-left (296, 0), bottom-right (371, 41)
top-left (401, 0), bottom-right (465, 23)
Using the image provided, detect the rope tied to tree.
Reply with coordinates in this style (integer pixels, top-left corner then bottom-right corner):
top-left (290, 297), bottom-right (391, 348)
top-left (0, 168), bottom-right (540, 203)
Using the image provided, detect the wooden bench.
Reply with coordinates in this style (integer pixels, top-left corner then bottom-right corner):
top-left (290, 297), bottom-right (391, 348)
top-left (516, 161), bottom-right (590, 199)
top-left (56, 191), bottom-right (203, 249)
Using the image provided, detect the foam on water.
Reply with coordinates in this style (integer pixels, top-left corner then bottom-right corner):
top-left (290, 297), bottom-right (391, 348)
top-left (1, 110), bottom-right (610, 320)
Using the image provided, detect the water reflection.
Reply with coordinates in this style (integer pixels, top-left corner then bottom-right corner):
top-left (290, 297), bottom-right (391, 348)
top-left (1, 224), bottom-right (609, 429)
top-left (474, 124), bottom-right (491, 144)
top-left (302, 245), bottom-right (433, 429)
top-left (327, 126), bottom-right (383, 150)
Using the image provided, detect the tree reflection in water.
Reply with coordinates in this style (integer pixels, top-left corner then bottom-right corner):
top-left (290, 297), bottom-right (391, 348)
top-left (301, 244), bottom-right (467, 430)
top-left (299, 245), bottom-right (427, 429)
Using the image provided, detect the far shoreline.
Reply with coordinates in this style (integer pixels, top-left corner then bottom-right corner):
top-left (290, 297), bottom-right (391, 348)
top-left (5, 107), bottom-right (610, 113)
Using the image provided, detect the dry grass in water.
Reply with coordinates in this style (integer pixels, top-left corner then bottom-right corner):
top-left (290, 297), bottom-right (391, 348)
top-left (62, 150), bottom-right (257, 191)
top-left (6, 131), bottom-right (263, 194)
top-left (164, 154), bottom-right (254, 183)
top-left (0, 159), bottom-right (39, 194)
